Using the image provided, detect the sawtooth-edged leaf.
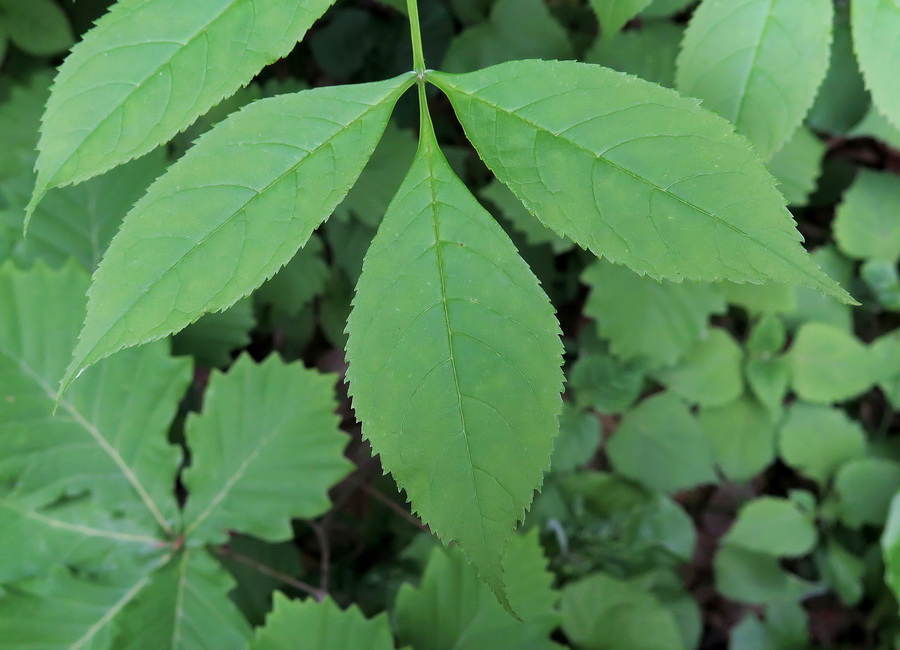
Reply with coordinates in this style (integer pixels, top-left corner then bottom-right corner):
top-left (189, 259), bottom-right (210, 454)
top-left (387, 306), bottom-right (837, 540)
top-left (255, 594), bottom-right (393, 650)
top-left (852, 0), bottom-right (900, 129)
top-left (428, 61), bottom-right (849, 301)
top-left (589, 0), bottom-right (654, 40)
top-left (61, 75), bottom-right (414, 393)
top-left (394, 530), bottom-right (559, 649)
top-left (182, 355), bottom-right (351, 545)
top-left (115, 549), bottom-right (251, 649)
top-left (346, 122), bottom-right (564, 606)
top-left (583, 260), bottom-right (726, 368)
top-left (0, 0), bottom-right (73, 56)
top-left (0, 261), bottom-right (191, 535)
top-left (834, 169), bottom-right (900, 262)
top-left (0, 564), bottom-right (155, 650)
top-left (676, 0), bottom-right (832, 158)
top-left (28, 0), bottom-right (338, 218)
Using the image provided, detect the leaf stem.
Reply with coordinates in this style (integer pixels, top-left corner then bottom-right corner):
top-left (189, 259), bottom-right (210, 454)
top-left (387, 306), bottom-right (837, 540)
top-left (216, 545), bottom-right (327, 601)
top-left (406, 0), bottom-right (426, 75)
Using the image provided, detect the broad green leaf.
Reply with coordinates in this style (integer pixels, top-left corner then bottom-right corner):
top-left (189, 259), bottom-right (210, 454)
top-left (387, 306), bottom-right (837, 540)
top-left (807, 12), bottom-right (869, 134)
top-left (441, 0), bottom-right (573, 73)
top-left (746, 356), bottom-right (790, 414)
top-left (882, 494), bottom-right (900, 603)
top-left (29, 0), bottom-right (338, 216)
top-left (346, 122), bottom-right (563, 606)
top-left (653, 328), bottom-right (744, 407)
top-left (698, 397), bottom-right (776, 482)
top-left (607, 392), bottom-right (717, 493)
top-left (172, 298), bottom-right (256, 369)
top-left (714, 545), bottom-right (812, 605)
top-left (116, 549), bottom-right (251, 649)
top-left (862, 260), bottom-right (900, 310)
top-left (394, 530), bottom-right (559, 650)
top-left (789, 322), bottom-right (875, 403)
top-left (852, 0), bottom-right (900, 129)
top-left (834, 169), bottom-right (900, 262)
top-left (747, 314), bottom-right (787, 355)
top-left (676, 0), bottom-right (832, 158)
top-left (560, 573), bottom-right (685, 650)
top-left (766, 127), bottom-right (825, 207)
top-left (588, 0), bottom-right (654, 40)
top-left (182, 355), bottom-right (351, 545)
top-left (430, 61), bottom-right (850, 300)
top-left (778, 403), bottom-right (867, 485)
top-left (0, 261), bottom-right (190, 534)
top-left (62, 75), bottom-right (414, 393)
top-left (254, 594), bottom-right (393, 650)
top-left (585, 21), bottom-right (683, 88)
top-left (0, 0), bottom-right (73, 56)
top-left (835, 458), bottom-right (900, 528)
top-left (583, 260), bottom-right (725, 368)
top-left (1, 150), bottom-right (168, 272)
top-left (481, 178), bottom-right (573, 253)
top-left (0, 565), bottom-right (155, 650)
top-left (723, 497), bottom-right (816, 557)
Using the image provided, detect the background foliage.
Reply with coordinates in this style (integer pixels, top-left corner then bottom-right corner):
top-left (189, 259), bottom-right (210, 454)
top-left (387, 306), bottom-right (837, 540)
top-left (2, 0), bottom-right (900, 647)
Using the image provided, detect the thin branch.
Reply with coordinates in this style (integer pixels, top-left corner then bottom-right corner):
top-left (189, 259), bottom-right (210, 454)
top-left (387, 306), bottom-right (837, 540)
top-left (216, 545), bottom-right (326, 601)
top-left (359, 482), bottom-right (429, 532)
top-left (308, 521), bottom-right (331, 598)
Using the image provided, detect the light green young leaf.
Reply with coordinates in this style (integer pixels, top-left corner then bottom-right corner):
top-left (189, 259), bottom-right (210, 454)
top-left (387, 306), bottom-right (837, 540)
top-left (0, 0), bottom-right (73, 56)
top-left (116, 549), bottom-right (251, 649)
top-left (676, 0), bottom-right (832, 159)
top-left (583, 260), bottom-right (726, 368)
top-left (254, 594), bottom-right (394, 650)
top-left (653, 328), bottom-right (744, 407)
top-left (346, 122), bottom-right (563, 606)
top-left (585, 21), bottom-right (684, 88)
top-left (852, 0), bottom-right (900, 129)
top-left (394, 530), bottom-right (559, 650)
top-left (834, 169), bottom-right (900, 262)
top-left (0, 262), bottom-right (191, 534)
top-left (789, 322), bottom-right (876, 403)
top-left (429, 61), bottom-right (850, 301)
top-left (0, 565), bottom-right (155, 650)
top-left (560, 573), bottom-right (685, 650)
top-left (835, 458), bottom-right (900, 528)
top-left (61, 75), bottom-right (413, 394)
top-left (778, 403), bottom-right (867, 485)
top-left (28, 0), bottom-right (338, 218)
top-left (766, 127), bottom-right (825, 207)
top-left (588, 0), bottom-right (654, 40)
top-left (723, 497), bottom-right (816, 557)
top-left (182, 355), bottom-right (351, 545)
top-left (441, 0), bottom-right (573, 73)
top-left (607, 392), bottom-right (717, 493)
top-left (746, 356), bottom-right (790, 415)
top-left (699, 397), bottom-right (776, 482)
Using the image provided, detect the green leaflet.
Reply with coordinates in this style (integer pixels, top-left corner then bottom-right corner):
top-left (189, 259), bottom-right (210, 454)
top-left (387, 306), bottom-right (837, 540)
top-left (254, 594), bottom-right (394, 650)
top-left (0, 261), bottom-right (191, 535)
top-left (588, 0), bottom-right (654, 40)
top-left (182, 355), bottom-right (351, 545)
top-left (27, 0), bottom-right (337, 221)
top-left (676, 0), bottom-right (833, 159)
top-left (394, 530), bottom-right (559, 649)
top-left (61, 75), bottom-right (414, 394)
top-left (345, 117), bottom-right (563, 607)
top-left (115, 549), bottom-right (251, 649)
top-left (428, 61), bottom-right (851, 302)
top-left (852, 0), bottom-right (900, 130)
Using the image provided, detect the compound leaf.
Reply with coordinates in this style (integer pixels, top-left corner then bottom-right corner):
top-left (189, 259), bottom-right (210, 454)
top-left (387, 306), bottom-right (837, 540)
top-left (182, 355), bottom-right (351, 545)
top-left (115, 549), bottom-right (251, 649)
top-left (0, 261), bottom-right (191, 535)
top-left (346, 122), bottom-right (563, 606)
top-left (429, 61), bottom-right (849, 301)
top-left (29, 0), bottom-right (338, 217)
top-left (852, 0), bottom-right (900, 129)
top-left (676, 0), bottom-right (832, 158)
top-left (394, 530), bottom-right (559, 649)
top-left (254, 595), bottom-right (394, 650)
top-left (62, 75), bottom-right (413, 394)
